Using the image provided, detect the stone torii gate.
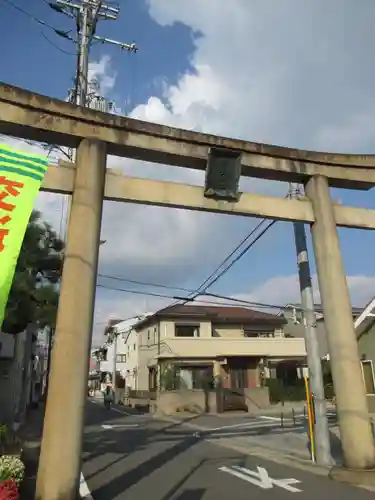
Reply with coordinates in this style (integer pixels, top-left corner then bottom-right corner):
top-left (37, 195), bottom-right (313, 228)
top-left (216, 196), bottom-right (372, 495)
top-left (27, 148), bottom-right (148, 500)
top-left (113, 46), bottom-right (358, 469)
top-left (0, 83), bottom-right (375, 498)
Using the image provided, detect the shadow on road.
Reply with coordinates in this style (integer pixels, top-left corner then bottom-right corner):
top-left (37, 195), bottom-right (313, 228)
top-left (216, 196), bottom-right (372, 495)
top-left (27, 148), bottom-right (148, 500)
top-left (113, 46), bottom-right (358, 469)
top-left (173, 489), bottom-right (206, 500)
top-left (89, 431), bottom-right (201, 498)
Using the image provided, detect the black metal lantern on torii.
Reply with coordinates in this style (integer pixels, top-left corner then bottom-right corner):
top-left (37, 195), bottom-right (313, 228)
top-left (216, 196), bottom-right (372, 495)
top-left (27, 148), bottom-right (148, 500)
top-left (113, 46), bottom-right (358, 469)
top-left (204, 147), bottom-right (242, 202)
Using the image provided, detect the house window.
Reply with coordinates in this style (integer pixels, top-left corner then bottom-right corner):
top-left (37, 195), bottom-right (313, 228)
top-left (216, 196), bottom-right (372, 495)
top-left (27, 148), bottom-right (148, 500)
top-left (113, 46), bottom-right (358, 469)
top-left (361, 360), bottom-right (375, 395)
top-left (174, 365), bottom-right (213, 390)
top-left (244, 329), bottom-right (274, 338)
top-left (116, 354), bottom-right (126, 363)
top-left (175, 324), bottom-right (200, 337)
top-left (133, 344), bottom-right (136, 350)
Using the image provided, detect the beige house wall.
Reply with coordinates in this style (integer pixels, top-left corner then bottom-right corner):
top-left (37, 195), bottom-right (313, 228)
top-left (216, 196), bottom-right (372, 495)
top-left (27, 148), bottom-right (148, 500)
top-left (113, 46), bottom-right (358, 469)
top-left (133, 317), bottom-right (306, 391)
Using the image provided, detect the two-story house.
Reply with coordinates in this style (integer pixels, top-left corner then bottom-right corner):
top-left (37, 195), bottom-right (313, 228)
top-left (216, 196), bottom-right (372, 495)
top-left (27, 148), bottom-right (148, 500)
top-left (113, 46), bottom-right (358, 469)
top-left (130, 304), bottom-right (307, 393)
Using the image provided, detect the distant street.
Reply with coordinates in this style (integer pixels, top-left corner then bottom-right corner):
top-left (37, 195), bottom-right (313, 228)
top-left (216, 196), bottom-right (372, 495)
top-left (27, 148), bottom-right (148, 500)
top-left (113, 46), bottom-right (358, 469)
top-left (81, 400), bottom-right (372, 500)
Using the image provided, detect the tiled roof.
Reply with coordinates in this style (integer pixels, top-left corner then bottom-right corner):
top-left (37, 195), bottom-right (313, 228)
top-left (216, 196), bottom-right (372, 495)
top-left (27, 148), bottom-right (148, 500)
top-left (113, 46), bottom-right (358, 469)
top-left (134, 304), bottom-right (285, 329)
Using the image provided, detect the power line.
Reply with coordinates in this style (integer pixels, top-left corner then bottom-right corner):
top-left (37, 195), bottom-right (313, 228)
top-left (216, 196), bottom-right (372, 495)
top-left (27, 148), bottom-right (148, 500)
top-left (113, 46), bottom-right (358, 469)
top-left (40, 30), bottom-right (77, 55)
top-left (96, 273), bottom-right (301, 311)
top-left (96, 281), bottom-right (291, 311)
top-left (200, 220), bottom-right (276, 292)
top-left (97, 273), bottom-right (193, 293)
top-left (97, 271), bottom-right (279, 310)
top-left (190, 193), bottom-right (290, 296)
top-left (1, 0), bottom-right (75, 41)
top-left (170, 218), bottom-right (277, 311)
top-left (193, 219), bottom-right (272, 296)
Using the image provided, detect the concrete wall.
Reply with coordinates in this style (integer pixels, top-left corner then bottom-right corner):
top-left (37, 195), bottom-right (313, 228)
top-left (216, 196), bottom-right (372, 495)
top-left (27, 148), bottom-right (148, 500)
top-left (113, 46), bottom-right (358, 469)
top-left (154, 387), bottom-right (271, 415)
top-left (244, 387), bottom-right (270, 410)
top-left (156, 390), bottom-right (217, 414)
top-left (161, 337), bottom-right (306, 358)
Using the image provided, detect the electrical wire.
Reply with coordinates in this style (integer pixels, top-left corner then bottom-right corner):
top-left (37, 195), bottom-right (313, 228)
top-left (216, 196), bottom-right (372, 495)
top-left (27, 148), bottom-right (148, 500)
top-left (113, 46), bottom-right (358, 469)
top-left (97, 274), bottom-right (193, 294)
top-left (190, 193), bottom-right (290, 296)
top-left (97, 273), bottom-right (282, 311)
top-left (96, 283), bottom-right (191, 302)
top-left (165, 218), bottom-right (277, 311)
top-left (199, 220), bottom-right (276, 292)
top-left (95, 282), bottom-right (285, 310)
top-left (1, 0), bottom-right (76, 42)
top-left (96, 273), bottom-right (301, 310)
top-left (192, 218), bottom-right (270, 296)
top-left (40, 30), bottom-right (77, 55)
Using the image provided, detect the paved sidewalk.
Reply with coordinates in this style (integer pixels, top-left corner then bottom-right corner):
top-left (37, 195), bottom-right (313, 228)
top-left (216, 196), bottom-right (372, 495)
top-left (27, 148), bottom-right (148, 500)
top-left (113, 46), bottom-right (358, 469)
top-left (18, 404), bottom-right (44, 498)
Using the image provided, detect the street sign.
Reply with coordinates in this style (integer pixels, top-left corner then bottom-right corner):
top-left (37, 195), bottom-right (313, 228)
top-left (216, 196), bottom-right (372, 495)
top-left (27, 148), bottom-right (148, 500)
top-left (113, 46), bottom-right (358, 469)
top-left (219, 465), bottom-right (302, 492)
top-left (101, 424), bottom-right (139, 430)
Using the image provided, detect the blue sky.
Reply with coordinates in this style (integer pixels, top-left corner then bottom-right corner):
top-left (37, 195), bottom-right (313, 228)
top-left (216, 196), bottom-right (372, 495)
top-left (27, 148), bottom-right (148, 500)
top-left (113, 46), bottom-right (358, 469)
top-left (1, 0), bottom-right (375, 339)
top-left (0, 0), bottom-right (195, 109)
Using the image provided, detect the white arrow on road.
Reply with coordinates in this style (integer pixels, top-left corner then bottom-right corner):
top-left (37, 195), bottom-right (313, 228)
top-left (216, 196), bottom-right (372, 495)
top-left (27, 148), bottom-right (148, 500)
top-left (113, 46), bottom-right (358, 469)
top-left (101, 424), bottom-right (139, 430)
top-left (219, 465), bottom-right (302, 493)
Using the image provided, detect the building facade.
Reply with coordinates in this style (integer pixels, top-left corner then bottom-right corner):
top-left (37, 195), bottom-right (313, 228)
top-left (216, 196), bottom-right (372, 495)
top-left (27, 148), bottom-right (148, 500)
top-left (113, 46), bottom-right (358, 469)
top-left (129, 305), bottom-right (307, 392)
top-left (355, 297), bottom-right (375, 412)
top-left (97, 314), bottom-right (152, 385)
top-left (279, 303), bottom-right (363, 358)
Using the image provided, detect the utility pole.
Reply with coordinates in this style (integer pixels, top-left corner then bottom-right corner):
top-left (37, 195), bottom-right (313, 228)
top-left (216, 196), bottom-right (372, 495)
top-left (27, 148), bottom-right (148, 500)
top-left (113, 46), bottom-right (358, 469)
top-left (54, 0), bottom-right (137, 108)
top-left (52, 0), bottom-right (137, 162)
top-left (112, 332), bottom-right (117, 402)
top-left (51, 0), bottom-right (137, 233)
top-left (289, 182), bottom-right (332, 466)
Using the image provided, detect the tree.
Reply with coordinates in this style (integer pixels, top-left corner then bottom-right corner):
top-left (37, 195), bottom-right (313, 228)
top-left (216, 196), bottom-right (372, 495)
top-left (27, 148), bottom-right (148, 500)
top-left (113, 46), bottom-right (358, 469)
top-left (1, 210), bottom-right (64, 335)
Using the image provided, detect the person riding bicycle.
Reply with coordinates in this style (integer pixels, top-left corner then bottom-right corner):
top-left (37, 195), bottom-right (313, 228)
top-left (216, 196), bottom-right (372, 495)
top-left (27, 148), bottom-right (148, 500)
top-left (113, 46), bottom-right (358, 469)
top-left (103, 384), bottom-right (113, 408)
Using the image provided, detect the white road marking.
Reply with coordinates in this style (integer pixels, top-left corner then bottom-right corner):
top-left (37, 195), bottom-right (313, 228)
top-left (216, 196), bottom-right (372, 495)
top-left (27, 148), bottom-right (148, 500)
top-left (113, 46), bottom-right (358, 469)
top-left (258, 416), bottom-right (282, 421)
top-left (219, 466), bottom-right (272, 490)
top-left (79, 473), bottom-right (93, 499)
top-left (191, 419), bottom-right (306, 439)
top-left (220, 465), bottom-right (302, 492)
top-left (202, 420), bottom-right (280, 433)
top-left (101, 423), bottom-right (139, 429)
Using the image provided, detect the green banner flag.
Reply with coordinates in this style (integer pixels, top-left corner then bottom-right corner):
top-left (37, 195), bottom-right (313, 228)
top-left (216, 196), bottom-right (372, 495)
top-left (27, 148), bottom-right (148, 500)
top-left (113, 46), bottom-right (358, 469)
top-left (0, 144), bottom-right (49, 327)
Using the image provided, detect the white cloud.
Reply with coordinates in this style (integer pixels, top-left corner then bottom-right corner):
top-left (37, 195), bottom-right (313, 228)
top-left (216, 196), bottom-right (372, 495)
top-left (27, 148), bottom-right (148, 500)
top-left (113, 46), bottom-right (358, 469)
top-left (231, 274), bottom-right (375, 310)
top-left (3, 2), bottom-right (375, 343)
top-left (87, 55), bottom-right (116, 96)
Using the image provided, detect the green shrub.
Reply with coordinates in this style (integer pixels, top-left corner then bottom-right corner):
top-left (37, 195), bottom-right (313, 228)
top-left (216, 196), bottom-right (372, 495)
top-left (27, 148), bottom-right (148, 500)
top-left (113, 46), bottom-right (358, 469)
top-left (0, 424), bottom-right (8, 442)
top-left (266, 379), bottom-right (306, 403)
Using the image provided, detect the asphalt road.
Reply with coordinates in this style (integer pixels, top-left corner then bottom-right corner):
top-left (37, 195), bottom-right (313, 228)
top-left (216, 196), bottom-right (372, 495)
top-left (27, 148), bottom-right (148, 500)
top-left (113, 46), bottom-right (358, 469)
top-left (82, 400), bottom-right (373, 500)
